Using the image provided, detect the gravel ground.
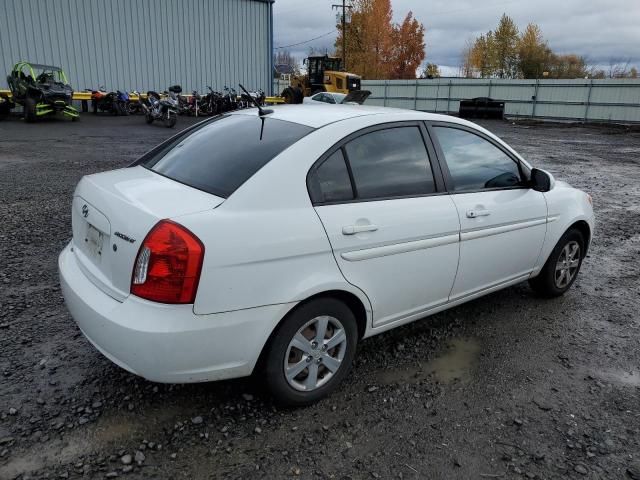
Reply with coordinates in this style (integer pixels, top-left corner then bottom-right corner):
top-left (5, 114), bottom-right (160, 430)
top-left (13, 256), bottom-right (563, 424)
top-left (0, 113), bottom-right (639, 480)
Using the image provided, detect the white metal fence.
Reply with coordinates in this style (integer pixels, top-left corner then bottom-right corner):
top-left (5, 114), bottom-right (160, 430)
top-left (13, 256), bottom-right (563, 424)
top-left (361, 79), bottom-right (640, 123)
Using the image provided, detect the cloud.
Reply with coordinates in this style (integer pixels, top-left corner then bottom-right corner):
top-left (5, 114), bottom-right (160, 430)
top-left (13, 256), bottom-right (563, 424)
top-left (274, 0), bottom-right (640, 71)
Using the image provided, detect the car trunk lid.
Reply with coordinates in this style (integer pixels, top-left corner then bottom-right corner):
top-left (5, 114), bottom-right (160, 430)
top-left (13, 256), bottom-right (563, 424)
top-left (71, 166), bottom-right (223, 301)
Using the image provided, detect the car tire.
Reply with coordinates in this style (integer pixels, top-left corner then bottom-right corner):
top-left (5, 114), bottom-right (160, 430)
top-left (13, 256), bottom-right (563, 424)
top-left (164, 111), bottom-right (177, 128)
top-left (263, 297), bottom-right (358, 406)
top-left (529, 228), bottom-right (585, 298)
top-left (24, 97), bottom-right (37, 123)
top-left (281, 87), bottom-right (296, 104)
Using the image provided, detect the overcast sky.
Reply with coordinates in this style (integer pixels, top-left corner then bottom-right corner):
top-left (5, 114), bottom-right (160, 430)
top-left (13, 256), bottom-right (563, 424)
top-left (273, 0), bottom-right (640, 75)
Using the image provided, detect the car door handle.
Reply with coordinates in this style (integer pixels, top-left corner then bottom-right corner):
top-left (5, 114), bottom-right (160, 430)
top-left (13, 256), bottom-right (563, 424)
top-left (466, 209), bottom-right (491, 218)
top-left (342, 224), bottom-right (378, 235)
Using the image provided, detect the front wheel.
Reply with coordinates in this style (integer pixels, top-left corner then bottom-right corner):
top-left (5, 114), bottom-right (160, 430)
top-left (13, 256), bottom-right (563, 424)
top-left (263, 298), bottom-right (358, 406)
top-left (529, 228), bottom-right (585, 297)
top-left (164, 110), bottom-right (177, 128)
top-left (24, 97), bottom-right (37, 123)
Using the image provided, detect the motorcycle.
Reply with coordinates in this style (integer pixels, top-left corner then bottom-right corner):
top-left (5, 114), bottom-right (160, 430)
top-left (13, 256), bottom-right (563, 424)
top-left (89, 87), bottom-right (128, 115)
top-left (222, 86), bottom-right (238, 112)
top-left (128, 90), bottom-right (144, 115)
top-left (239, 88), bottom-right (265, 109)
top-left (140, 85), bottom-right (179, 128)
top-left (199, 86), bottom-right (222, 116)
top-left (178, 90), bottom-right (200, 116)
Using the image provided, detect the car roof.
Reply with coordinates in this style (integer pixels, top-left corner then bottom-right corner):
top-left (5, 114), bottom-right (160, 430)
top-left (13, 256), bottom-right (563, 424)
top-left (231, 104), bottom-right (468, 129)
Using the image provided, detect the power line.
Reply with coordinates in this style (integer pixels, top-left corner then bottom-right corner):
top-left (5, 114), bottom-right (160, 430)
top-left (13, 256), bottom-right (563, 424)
top-left (275, 30), bottom-right (337, 50)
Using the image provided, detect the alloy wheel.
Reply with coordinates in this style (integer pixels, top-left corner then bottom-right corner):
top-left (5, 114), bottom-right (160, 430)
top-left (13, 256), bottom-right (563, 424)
top-left (284, 315), bottom-right (347, 392)
top-left (555, 240), bottom-right (581, 288)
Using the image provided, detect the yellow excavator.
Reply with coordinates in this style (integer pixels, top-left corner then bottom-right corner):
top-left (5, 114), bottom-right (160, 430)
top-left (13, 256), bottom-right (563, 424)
top-left (280, 55), bottom-right (369, 104)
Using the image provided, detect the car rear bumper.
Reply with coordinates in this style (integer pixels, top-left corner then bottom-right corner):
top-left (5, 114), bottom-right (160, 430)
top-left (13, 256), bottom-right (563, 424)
top-left (58, 242), bottom-right (294, 383)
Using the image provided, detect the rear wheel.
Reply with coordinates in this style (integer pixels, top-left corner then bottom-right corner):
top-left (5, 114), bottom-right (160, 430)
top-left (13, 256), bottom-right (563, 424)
top-left (263, 298), bottom-right (358, 406)
top-left (24, 97), bottom-right (37, 123)
top-left (529, 229), bottom-right (585, 297)
top-left (145, 113), bottom-right (154, 124)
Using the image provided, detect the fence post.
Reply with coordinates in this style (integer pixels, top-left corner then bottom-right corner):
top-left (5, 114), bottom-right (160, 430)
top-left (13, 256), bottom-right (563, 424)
top-left (584, 79), bottom-right (593, 122)
top-left (488, 79), bottom-right (492, 98)
top-left (383, 80), bottom-right (388, 107)
top-left (447, 80), bottom-right (452, 114)
top-left (414, 79), bottom-right (419, 110)
top-left (532, 79), bottom-right (540, 118)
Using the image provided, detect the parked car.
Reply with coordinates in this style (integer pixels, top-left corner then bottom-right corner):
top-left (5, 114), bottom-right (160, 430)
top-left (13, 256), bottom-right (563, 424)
top-left (59, 105), bottom-right (594, 406)
top-left (303, 90), bottom-right (371, 105)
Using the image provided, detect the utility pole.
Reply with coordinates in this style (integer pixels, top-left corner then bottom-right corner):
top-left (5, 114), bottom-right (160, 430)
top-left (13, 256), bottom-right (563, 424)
top-left (332, 0), bottom-right (352, 70)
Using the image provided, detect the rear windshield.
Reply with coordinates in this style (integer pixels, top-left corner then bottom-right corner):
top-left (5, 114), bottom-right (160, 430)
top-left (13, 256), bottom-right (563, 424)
top-left (139, 114), bottom-right (313, 198)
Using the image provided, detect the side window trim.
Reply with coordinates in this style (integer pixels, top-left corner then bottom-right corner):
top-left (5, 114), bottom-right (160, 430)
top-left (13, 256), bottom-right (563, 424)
top-left (425, 121), bottom-right (531, 194)
top-left (307, 121), bottom-right (447, 206)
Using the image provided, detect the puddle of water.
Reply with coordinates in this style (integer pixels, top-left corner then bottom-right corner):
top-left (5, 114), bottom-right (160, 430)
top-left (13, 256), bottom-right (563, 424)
top-left (379, 338), bottom-right (480, 385)
top-left (0, 409), bottom-right (171, 478)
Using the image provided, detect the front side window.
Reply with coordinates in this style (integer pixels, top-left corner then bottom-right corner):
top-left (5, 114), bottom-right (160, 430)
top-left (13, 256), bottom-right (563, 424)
top-left (433, 127), bottom-right (523, 192)
top-left (344, 127), bottom-right (436, 200)
top-left (139, 115), bottom-right (313, 198)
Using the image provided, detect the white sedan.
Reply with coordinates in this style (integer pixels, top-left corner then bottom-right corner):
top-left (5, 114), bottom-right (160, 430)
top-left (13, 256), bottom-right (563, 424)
top-left (303, 90), bottom-right (370, 105)
top-left (59, 105), bottom-right (594, 405)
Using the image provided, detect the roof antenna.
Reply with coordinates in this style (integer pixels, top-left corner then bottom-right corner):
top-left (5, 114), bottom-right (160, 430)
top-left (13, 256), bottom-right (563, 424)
top-left (238, 83), bottom-right (273, 116)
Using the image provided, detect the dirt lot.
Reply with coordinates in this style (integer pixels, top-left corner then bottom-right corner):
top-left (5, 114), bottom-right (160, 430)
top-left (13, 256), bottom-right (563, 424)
top-left (0, 113), bottom-right (639, 480)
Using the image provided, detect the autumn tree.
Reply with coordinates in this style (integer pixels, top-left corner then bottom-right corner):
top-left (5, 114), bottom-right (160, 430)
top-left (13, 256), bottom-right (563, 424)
top-left (518, 23), bottom-right (550, 78)
top-left (548, 54), bottom-right (588, 78)
top-left (493, 14), bottom-right (519, 78)
top-left (470, 32), bottom-right (496, 78)
top-left (335, 0), bottom-right (425, 79)
top-left (336, 0), bottom-right (394, 78)
top-left (389, 12), bottom-right (426, 79)
top-left (421, 63), bottom-right (441, 78)
top-left (466, 15), bottom-right (596, 79)
top-left (459, 39), bottom-right (475, 78)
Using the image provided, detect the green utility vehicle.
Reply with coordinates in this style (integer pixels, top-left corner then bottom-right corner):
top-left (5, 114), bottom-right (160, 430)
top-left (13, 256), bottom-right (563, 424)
top-left (7, 62), bottom-right (79, 122)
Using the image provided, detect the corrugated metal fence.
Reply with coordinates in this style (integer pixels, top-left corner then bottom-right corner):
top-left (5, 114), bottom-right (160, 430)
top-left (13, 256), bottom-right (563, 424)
top-left (362, 79), bottom-right (640, 123)
top-left (0, 0), bottom-right (273, 94)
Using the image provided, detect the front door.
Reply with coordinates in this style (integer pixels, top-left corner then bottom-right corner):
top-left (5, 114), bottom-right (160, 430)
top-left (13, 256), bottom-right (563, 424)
top-left (430, 124), bottom-right (547, 300)
top-left (308, 124), bottom-right (460, 327)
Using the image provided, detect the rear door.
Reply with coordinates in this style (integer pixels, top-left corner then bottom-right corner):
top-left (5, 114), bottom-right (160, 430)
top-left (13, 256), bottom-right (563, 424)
top-left (429, 123), bottom-right (547, 300)
top-left (309, 123), bottom-right (460, 327)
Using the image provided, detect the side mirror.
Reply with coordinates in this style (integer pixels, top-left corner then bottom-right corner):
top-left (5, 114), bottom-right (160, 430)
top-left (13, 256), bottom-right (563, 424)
top-left (530, 168), bottom-right (554, 192)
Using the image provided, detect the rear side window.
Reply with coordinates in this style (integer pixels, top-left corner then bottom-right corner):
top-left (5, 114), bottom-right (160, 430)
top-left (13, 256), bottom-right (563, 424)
top-left (140, 115), bottom-right (313, 198)
top-left (433, 127), bottom-right (523, 192)
top-left (344, 127), bottom-right (436, 200)
top-left (308, 150), bottom-right (354, 203)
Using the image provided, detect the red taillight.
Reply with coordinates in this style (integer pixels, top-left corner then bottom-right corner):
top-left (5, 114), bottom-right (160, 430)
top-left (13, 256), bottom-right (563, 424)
top-left (131, 220), bottom-right (204, 304)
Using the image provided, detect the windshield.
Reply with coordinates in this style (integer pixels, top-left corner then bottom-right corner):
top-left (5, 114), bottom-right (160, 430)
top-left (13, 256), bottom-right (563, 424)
top-left (333, 93), bottom-right (347, 103)
top-left (139, 115), bottom-right (313, 198)
top-left (325, 59), bottom-right (342, 71)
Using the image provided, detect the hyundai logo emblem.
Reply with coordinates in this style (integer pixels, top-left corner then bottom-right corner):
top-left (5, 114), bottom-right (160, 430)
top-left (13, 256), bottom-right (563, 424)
top-left (82, 204), bottom-right (89, 218)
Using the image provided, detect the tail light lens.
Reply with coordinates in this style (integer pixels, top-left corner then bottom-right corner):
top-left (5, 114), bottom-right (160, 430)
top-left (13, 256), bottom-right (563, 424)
top-left (131, 220), bottom-right (204, 304)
